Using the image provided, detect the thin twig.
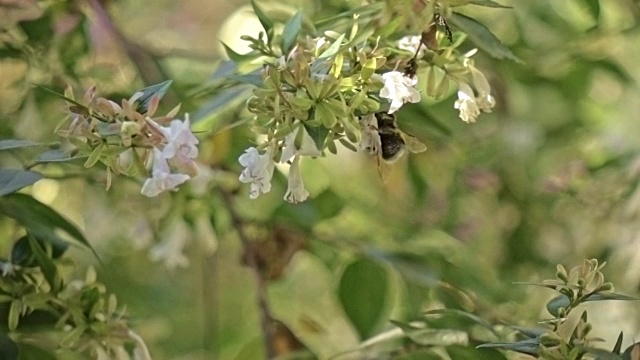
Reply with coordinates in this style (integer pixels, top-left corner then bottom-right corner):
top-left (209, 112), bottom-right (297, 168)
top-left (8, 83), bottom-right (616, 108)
top-left (217, 188), bottom-right (276, 359)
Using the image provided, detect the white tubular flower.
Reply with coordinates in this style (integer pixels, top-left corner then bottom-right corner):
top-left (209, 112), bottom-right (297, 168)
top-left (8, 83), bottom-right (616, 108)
top-left (149, 220), bottom-right (190, 269)
top-left (379, 71), bottom-right (421, 114)
top-left (398, 35), bottom-right (424, 55)
top-left (454, 83), bottom-right (481, 123)
top-left (161, 115), bottom-right (199, 176)
top-left (358, 114), bottom-right (381, 155)
top-left (284, 155), bottom-right (309, 203)
top-left (239, 146), bottom-right (275, 199)
top-left (280, 126), bottom-right (322, 163)
top-left (470, 67), bottom-right (496, 112)
top-left (141, 148), bottom-right (190, 197)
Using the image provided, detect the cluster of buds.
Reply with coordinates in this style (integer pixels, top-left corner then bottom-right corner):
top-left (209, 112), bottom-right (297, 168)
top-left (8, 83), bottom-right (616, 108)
top-left (58, 84), bottom-right (199, 197)
top-left (236, 18), bottom-right (497, 202)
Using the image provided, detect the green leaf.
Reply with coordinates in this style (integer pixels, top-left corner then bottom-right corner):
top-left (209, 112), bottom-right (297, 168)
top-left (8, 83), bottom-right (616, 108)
top-left (613, 332), bottom-right (624, 355)
top-left (395, 350), bottom-right (441, 360)
top-left (423, 309), bottom-right (498, 336)
top-left (0, 169), bottom-right (43, 196)
top-left (317, 34), bottom-right (345, 60)
top-left (12, 234), bottom-right (68, 267)
top-left (303, 123), bottom-right (329, 150)
top-left (315, 103), bottom-right (337, 129)
top-left (27, 234), bottom-right (62, 293)
top-left (282, 11), bottom-right (303, 54)
top-left (477, 338), bottom-right (540, 356)
top-left (368, 250), bottom-right (438, 287)
top-left (0, 333), bottom-right (18, 360)
top-left (546, 294), bottom-right (571, 317)
top-left (226, 72), bottom-right (263, 87)
top-left (273, 189), bottom-right (344, 229)
top-left (0, 193), bottom-right (99, 260)
top-left (32, 149), bottom-right (84, 164)
top-left (133, 80), bottom-right (173, 113)
top-left (466, 0), bottom-right (511, 8)
top-left (391, 320), bottom-right (468, 346)
top-left (0, 140), bottom-right (42, 151)
top-left (339, 259), bottom-right (389, 339)
top-left (585, 293), bottom-right (639, 302)
top-left (220, 42), bottom-right (251, 63)
top-left (584, 0), bottom-right (601, 21)
top-left (32, 84), bottom-right (88, 111)
top-left (250, 0), bottom-right (273, 35)
top-left (447, 12), bottom-right (521, 63)
top-left (17, 343), bottom-right (56, 360)
top-left (447, 345), bottom-right (509, 360)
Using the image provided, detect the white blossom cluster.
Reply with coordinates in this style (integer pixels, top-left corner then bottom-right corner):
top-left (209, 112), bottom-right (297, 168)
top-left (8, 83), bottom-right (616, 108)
top-left (140, 115), bottom-right (199, 197)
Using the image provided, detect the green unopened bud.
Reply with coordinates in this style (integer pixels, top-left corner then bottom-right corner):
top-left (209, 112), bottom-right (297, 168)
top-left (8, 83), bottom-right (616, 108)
top-left (540, 332), bottom-right (562, 346)
top-left (556, 264), bottom-right (569, 283)
top-left (597, 282), bottom-right (614, 293)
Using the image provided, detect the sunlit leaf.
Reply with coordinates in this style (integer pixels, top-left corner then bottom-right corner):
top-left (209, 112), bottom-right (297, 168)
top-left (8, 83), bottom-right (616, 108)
top-left (0, 169), bottom-right (42, 196)
top-left (447, 12), bottom-right (521, 62)
top-left (282, 11), bottom-right (303, 54)
top-left (339, 259), bottom-right (389, 339)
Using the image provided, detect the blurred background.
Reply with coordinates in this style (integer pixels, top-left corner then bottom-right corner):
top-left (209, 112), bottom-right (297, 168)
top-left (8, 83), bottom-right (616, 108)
top-left (2, 0), bottom-right (640, 359)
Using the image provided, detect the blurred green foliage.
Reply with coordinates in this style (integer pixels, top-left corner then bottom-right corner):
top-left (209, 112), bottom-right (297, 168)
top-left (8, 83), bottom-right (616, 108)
top-left (1, 0), bottom-right (640, 359)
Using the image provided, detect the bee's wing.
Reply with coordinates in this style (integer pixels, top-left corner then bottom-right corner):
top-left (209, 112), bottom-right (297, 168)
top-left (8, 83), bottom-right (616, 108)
top-left (377, 155), bottom-right (393, 183)
top-left (404, 134), bottom-right (427, 153)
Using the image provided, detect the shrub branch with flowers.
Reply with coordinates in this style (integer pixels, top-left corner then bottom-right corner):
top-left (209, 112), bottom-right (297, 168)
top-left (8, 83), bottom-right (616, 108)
top-left (1, 0), bottom-right (640, 359)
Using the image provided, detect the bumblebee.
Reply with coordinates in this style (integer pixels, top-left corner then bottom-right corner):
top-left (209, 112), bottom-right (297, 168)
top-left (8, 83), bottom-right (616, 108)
top-left (360, 112), bottom-right (427, 181)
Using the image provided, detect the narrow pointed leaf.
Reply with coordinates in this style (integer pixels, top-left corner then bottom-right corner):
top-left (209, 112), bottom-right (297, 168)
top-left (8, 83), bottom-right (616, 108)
top-left (33, 84), bottom-right (88, 110)
top-left (585, 293), bottom-right (639, 302)
top-left (0, 169), bottom-right (43, 196)
top-left (0, 193), bottom-right (99, 260)
top-left (251, 0), bottom-right (273, 35)
top-left (447, 12), bottom-right (521, 62)
top-left (282, 11), bottom-right (303, 54)
top-left (27, 234), bottom-right (62, 293)
top-left (613, 332), bottom-right (624, 355)
top-left (220, 42), bottom-right (251, 63)
top-left (133, 80), bottom-right (172, 113)
top-left (477, 338), bottom-right (540, 356)
top-left (0, 140), bottom-right (42, 151)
